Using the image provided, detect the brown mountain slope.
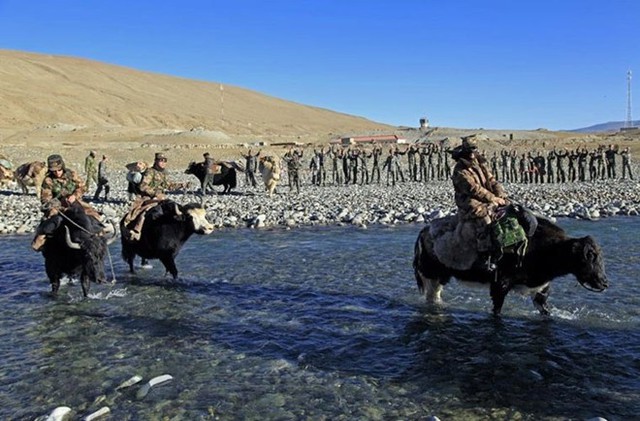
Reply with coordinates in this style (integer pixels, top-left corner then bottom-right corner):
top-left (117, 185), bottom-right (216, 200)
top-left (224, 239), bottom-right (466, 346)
top-left (0, 49), bottom-right (392, 140)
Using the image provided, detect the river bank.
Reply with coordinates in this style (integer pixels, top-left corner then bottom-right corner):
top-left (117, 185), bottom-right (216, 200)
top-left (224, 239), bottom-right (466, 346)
top-left (1, 169), bottom-right (639, 235)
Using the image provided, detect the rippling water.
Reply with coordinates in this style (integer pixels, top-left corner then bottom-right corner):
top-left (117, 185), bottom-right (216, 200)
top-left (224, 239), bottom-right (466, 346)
top-left (0, 218), bottom-right (638, 420)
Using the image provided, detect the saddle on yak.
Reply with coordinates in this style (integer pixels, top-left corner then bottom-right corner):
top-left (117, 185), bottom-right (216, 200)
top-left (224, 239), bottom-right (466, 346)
top-left (429, 204), bottom-right (537, 272)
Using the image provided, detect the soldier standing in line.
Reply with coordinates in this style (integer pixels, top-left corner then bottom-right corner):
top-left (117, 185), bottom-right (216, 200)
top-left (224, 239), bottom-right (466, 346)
top-left (370, 146), bottom-right (382, 184)
top-left (328, 146), bottom-right (342, 185)
top-left (605, 144), bottom-right (618, 179)
top-left (490, 151), bottom-right (499, 181)
top-left (315, 147), bottom-right (327, 186)
top-left (577, 147), bottom-right (588, 182)
top-left (358, 148), bottom-right (371, 185)
top-left (567, 149), bottom-right (577, 182)
top-left (500, 149), bottom-right (510, 183)
top-left (443, 145), bottom-right (452, 179)
top-left (393, 146), bottom-right (406, 182)
top-left (417, 145), bottom-right (428, 182)
top-left (84, 150), bottom-right (98, 191)
top-left (435, 145), bottom-right (446, 180)
top-left (533, 151), bottom-right (546, 184)
top-left (509, 150), bottom-right (518, 183)
top-left (405, 145), bottom-right (415, 181)
top-left (545, 150), bottom-right (555, 183)
top-left (596, 146), bottom-right (606, 180)
top-left (348, 148), bottom-right (359, 184)
top-left (426, 144), bottom-right (435, 181)
top-left (554, 147), bottom-right (568, 183)
top-left (308, 150), bottom-right (319, 185)
top-left (527, 152), bottom-right (536, 184)
top-left (621, 147), bottom-right (633, 180)
top-left (241, 149), bottom-right (260, 188)
top-left (283, 147), bottom-right (303, 193)
top-left (518, 153), bottom-right (528, 183)
top-left (588, 149), bottom-right (598, 181)
top-left (93, 154), bottom-right (110, 201)
top-left (382, 148), bottom-right (396, 186)
top-left (341, 147), bottom-right (351, 184)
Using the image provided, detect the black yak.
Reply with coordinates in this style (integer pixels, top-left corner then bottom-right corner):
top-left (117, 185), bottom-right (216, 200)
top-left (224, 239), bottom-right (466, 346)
top-left (33, 204), bottom-right (116, 297)
top-left (413, 215), bottom-right (608, 315)
top-left (120, 200), bottom-right (214, 278)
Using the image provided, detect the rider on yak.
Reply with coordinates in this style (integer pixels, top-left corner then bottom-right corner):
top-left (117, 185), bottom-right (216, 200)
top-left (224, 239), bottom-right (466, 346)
top-left (449, 134), bottom-right (509, 273)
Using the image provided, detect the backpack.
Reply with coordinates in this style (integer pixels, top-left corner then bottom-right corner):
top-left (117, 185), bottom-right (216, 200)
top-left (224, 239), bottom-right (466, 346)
top-left (492, 205), bottom-right (529, 266)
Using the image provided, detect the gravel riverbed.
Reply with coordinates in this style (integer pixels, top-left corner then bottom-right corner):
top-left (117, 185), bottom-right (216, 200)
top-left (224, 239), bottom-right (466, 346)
top-left (1, 169), bottom-right (639, 236)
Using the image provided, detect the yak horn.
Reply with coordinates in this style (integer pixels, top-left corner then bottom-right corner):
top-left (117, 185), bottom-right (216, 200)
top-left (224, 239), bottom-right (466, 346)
top-left (64, 226), bottom-right (81, 249)
top-left (174, 203), bottom-right (182, 216)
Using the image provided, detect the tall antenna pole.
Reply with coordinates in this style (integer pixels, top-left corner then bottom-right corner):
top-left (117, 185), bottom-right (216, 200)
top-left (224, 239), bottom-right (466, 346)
top-left (220, 84), bottom-right (225, 121)
top-left (626, 70), bottom-right (632, 128)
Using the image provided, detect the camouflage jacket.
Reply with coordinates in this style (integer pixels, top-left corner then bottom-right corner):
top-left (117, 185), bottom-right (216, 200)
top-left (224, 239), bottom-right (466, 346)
top-left (85, 156), bottom-right (97, 175)
top-left (452, 156), bottom-right (506, 220)
top-left (138, 165), bottom-right (168, 198)
top-left (40, 169), bottom-right (85, 206)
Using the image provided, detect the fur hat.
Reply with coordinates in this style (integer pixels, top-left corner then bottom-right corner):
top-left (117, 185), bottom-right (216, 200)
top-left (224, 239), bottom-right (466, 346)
top-left (47, 154), bottom-right (65, 171)
top-left (460, 134), bottom-right (481, 151)
top-left (155, 152), bottom-right (167, 162)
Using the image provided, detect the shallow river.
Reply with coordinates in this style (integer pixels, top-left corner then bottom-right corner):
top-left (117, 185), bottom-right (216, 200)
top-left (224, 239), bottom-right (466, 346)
top-left (0, 218), bottom-right (638, 420)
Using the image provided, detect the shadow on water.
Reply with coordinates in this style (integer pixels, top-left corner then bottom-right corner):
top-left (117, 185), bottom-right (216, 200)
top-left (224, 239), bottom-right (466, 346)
top-left (400, 306), bottom-right (640, 420)
top-left (42, 274), bottom-right (639, 421)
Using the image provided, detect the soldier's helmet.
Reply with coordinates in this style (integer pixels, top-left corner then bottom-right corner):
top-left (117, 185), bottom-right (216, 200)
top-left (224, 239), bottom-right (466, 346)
top-left (47, 154), bottom-right (65, 171)
top-left (155, 152), bottom-right (167, 162)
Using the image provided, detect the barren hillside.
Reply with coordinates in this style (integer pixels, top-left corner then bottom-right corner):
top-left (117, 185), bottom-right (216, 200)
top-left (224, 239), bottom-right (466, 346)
top-left (0, 49), bottom-right (637, 168)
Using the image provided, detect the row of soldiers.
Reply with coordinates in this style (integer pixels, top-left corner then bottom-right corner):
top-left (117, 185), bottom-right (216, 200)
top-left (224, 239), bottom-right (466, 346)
top-left (80, 142), bottom-right (635, 204)
top-left (275, 142), bottom-right (634, 191)
top-left (487, 144), bottom-right (633, 184)
top-left (280, 143), bottom-right (454, 191)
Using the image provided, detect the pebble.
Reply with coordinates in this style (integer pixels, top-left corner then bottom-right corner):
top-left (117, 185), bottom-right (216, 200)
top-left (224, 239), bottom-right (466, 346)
top-left (136, 374), bottom-right (174, 400)
top-left (1, 169), bottom-right (639, 236)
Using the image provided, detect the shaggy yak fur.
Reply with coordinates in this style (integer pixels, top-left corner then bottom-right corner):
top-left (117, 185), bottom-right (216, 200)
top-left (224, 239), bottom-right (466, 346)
top-left (413, 215), bottom-right (609, 315)
top-left (36, 205), bottom-right (113, 297)
top-left (258, 156), bottom-right (281, 196)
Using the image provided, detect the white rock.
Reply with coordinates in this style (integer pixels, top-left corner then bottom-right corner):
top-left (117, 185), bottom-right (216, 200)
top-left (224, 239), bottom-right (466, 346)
top-left (45, 406), bottom-right (72, 421)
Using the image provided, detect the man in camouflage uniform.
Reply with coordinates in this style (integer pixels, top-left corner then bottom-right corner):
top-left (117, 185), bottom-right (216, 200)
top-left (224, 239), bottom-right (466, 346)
top-left (202, 152), bottom-right (217, 193)
top-left (84, 150), bottom-right (98, 190)
top-left (451, 135), bottom-right (508, 272)
top-left (32, 154), bottom-right (102, 251)
top-left (605, 144), bottom-right (618, 179)
top-left (283, 147), bottom-right (303, 193)
top-left (124, 152), bottom-right (170, 240)
top-left (241, 149), bottom-right (260, 188)
top-left (94, 154), bottom-right (110, 201)
top-left (621, 147), bottom-right (633, 180)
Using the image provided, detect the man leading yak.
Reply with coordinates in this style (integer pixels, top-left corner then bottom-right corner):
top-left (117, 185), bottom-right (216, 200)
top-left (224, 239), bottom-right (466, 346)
top-left (450, 134), bottom-right (509, 272)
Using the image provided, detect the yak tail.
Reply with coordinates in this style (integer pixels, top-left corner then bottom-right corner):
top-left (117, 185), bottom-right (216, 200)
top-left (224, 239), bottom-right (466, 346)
top-left (413, 229), bottom-right (427, 294)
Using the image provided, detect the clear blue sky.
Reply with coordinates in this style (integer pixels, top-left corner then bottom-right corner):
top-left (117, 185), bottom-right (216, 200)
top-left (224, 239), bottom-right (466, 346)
top-left (1, 0), bottom-right (638, 130)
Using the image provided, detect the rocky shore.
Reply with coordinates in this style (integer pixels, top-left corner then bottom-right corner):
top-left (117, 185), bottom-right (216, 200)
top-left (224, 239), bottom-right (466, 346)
top-left (1, 169), bottom-right (639, 236)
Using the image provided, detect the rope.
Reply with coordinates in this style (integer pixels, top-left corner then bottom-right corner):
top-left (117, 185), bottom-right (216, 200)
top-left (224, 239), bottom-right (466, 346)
top-left (58, 211), bottom-right (118, 284)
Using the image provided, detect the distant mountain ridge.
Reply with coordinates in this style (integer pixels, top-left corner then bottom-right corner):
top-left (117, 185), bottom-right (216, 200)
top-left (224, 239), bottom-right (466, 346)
top-left (571, 121), bottom-right (640, 133)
